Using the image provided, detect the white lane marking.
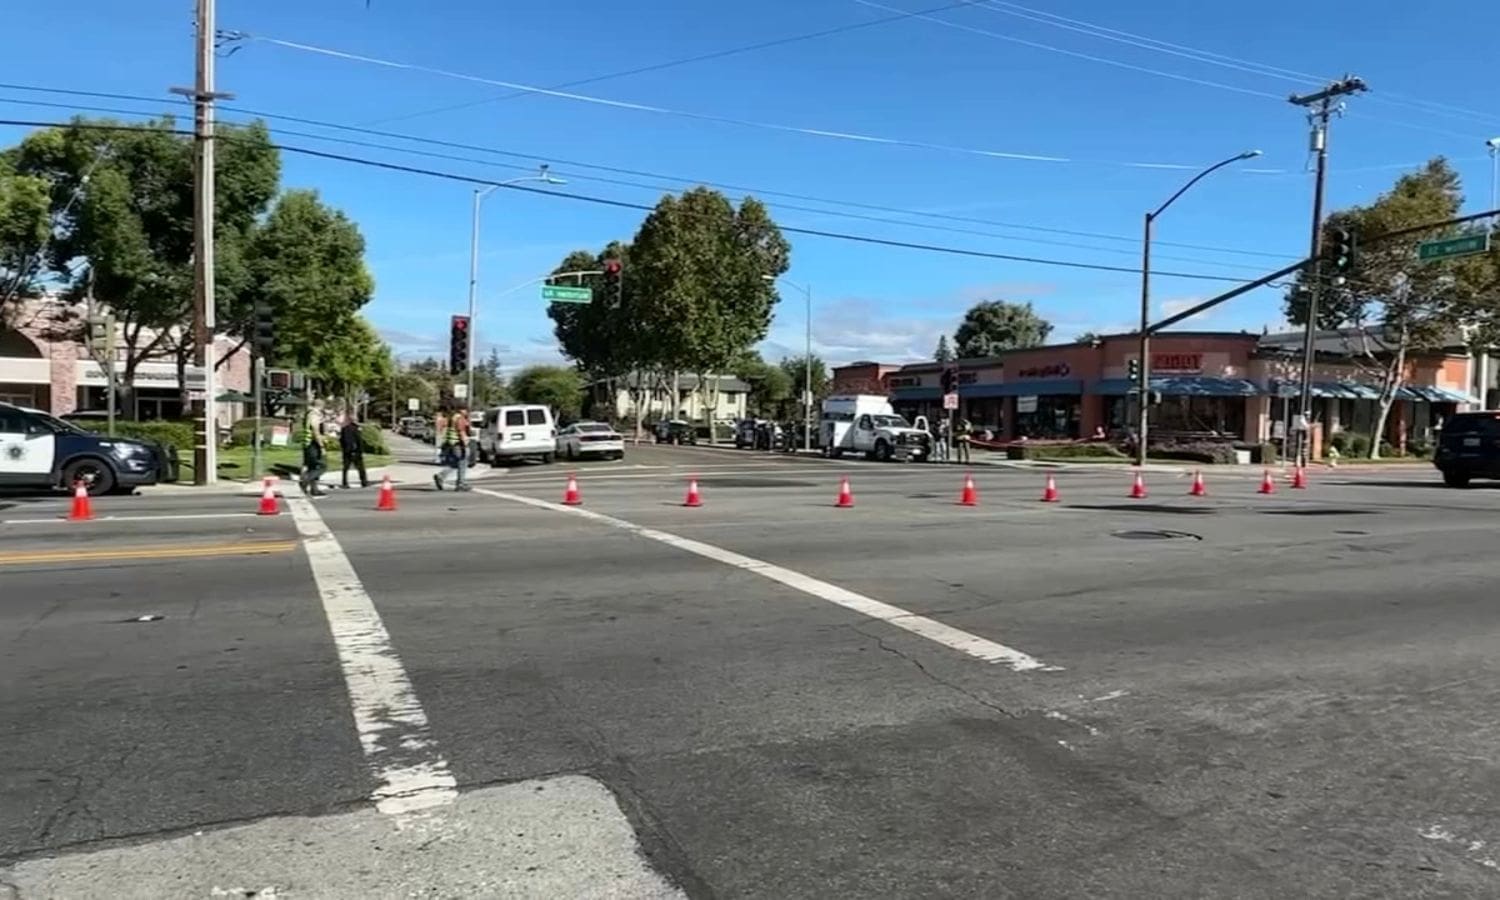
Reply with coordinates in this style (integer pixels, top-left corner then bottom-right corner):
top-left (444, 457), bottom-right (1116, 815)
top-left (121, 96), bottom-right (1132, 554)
top-left (2, 512), bottom-right (260, 525)
top-left (475, 487), bottom-right (1057, 672)
top-left (1419, 823), bottom-right (1500, 870)
top-left (286, 496), bottom-right (458, 816)
top-left (1087, 689), bottom-right (1130, 703)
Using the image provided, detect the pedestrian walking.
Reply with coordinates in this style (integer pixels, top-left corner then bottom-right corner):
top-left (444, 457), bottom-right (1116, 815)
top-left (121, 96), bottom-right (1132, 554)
top-left (433, 407), bottom-right (471, 491)
top-left (339, 414), bottom-right (370, 489)
top-left (300, 427), bottom-right (327, 498)
top-left (432, 410), bottom-right (448, 464)
top-left (955, 416), bottom-right (972, 464)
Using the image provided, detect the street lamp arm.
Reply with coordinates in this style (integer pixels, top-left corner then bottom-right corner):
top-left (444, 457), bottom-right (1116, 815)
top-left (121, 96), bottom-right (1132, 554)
top-left (1150, 151), bottom-right (1261, 220)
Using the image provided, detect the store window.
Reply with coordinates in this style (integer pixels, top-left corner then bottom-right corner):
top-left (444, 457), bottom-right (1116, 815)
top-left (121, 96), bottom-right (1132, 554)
top-left (1152, 395), bottom-right (1245, 438)
top-left (1016, 396), bottom-right (1080, 439)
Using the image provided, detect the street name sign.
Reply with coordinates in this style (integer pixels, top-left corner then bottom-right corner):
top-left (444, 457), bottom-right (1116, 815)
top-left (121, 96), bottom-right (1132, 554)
top-left (1417, 233), bottom-right (1490, 263)
top-left (542, 285), bottom-right (593, 304)
top-left (942, 392), bottom-right (959, 410)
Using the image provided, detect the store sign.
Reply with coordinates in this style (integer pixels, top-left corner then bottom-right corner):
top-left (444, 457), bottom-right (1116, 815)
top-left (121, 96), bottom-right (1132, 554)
top-left (1017, 395), bottom-right (1039, 413)
top-left (1152, 353), bottom-right (1203, 374)
top-left (957, 371), bottom-right (978, 385)
top-left (1015, 363), bottom-right (1071, 378)
top-left (888, 376), bottom-right (922, 388)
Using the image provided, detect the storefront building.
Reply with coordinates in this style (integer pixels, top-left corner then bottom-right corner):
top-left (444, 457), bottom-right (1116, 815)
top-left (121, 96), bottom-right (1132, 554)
top-left (0, 297), bottom-right (251, 422)
top-left (832, 329), bottom-right (1483, 453)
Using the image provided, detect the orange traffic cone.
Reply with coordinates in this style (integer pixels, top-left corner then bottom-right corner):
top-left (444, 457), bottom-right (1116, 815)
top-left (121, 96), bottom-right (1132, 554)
top-left (257, 477), bottom-right (279, 516)
top-left (1189, 470), bottom-right (1208, 497)
top-left (1129, 470), bottom-right (1148, 499)
top-left (835, 475), bottom-right (855, 508)
top-left (1290, 465), bottom-right (1308, 489)
top-left (68, 480), bottom-right (94, 521)
top-left (562, 473), bottom-right (582, 506)
top-left (1040, 473), bottom-right (1059, 503)
top-left (1258, 468), bottom-right (1276, 495)
top-left (375, 474), bottom-right (398, 511)
top-left (958, 472), bottom-right (978, 507)
top-left (683, 476), bottom-right (703, 508)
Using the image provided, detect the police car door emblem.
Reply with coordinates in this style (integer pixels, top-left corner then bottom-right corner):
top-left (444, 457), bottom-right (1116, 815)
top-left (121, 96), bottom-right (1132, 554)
top-left (4, 444), bottom-right (24, 461)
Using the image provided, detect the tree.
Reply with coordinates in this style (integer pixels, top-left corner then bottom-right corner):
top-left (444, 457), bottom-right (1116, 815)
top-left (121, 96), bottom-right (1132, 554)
top-left (473, 346), bottom-right (508, 408)
top-left (628, 188), bottom-right (791, 432)
top-left (1074, 331), bottom-right (1101, 344)
top-left (953, 300), bottom-right (1052, 358)
top-left (510, 365), bottom-right (584, 421)
top-left (778, 354), bottom-right (829, 404)
top-left (0, 155), bottom-right (51, 311)
top-left (733, 351), bottom-right (792, 417)
top-left (308, 316), bottom-right (390, 409)
top-left (8, 116), bottom-right (280, 416)
top-left (933, 335), bottom-right (954, 362)
top-left (245, 189), bottom-right (375, 372)
top-left (1283, 158), bottom-right (1498, 459)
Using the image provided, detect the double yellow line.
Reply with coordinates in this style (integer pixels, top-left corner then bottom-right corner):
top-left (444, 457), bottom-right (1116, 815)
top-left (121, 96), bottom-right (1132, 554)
top-left (0, 539), bottom-right (301, 567)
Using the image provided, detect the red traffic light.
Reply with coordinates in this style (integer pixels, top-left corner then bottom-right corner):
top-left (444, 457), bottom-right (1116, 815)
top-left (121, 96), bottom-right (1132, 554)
top-left (603, 259), bottom-right (622, 275)
top-left (451, 315), bottom-right (469, 331)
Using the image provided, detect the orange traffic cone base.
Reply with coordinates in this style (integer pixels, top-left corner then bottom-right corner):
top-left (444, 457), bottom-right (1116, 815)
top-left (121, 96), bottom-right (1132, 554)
top-left (1129, 472), bottom-right (1147, 499)
top-left (68, 482), bottom-right (94, 521)
top-left (684, 478), bottom-right (702, 507)
top-left (1189, 471), bottom-right (1207, 497)
top-left (836, 477), bottom-right (854, 508)
top-left (376, 475), bottom-right (397, 511)
top-left (563, 474), bottom-right (582, 506)
top-left (959, 473), bottom-right (978, 507)
top-left (1040, 474), bottom-right (1059, 503)
top-left (257, 477), bottom-right (279, 516)
top-left (1258, 469), bottom-right (1276, 495)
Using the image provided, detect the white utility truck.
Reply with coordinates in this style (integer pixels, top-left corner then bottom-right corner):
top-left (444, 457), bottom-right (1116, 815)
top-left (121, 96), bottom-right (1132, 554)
top-left (819, 394), bottom-right (932, 461)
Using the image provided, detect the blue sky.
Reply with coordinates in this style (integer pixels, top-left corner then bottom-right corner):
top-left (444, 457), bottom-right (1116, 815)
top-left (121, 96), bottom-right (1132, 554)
top-left (4, 0), bottom-right (1499, 370)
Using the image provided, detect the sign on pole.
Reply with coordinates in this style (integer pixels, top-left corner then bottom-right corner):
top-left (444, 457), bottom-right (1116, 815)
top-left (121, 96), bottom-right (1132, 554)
top-left (942, 392), bottom-right (959, 411)
top-left (1418, 233), bottom-right (1490, 263)
top-left (452, 383), bottom-right (469, 400)
top-left (542, 285), bottom-right (593, 304)
top-left (407, 397), bottom-right (420, 412)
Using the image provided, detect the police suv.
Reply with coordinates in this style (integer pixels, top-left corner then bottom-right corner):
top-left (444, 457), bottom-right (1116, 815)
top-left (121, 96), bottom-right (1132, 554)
top-left (0, 402), bottom-right (168, 494)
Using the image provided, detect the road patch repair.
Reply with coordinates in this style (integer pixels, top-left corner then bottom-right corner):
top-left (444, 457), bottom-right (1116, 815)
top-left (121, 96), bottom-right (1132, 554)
top-left (0, 777), bottom-right (686, 899)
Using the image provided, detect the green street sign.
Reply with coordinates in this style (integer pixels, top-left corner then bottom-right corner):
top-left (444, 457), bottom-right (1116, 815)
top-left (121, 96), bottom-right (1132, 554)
top-left (1417, 233), bottom-right (1490, 263)
top-left (542, 284), bottom-right (593, 304)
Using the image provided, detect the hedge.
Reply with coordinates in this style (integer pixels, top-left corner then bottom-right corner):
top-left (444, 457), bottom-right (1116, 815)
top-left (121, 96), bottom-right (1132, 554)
top-left (104, 420), bottom-right (195, 453)
top-left (359, 422), bottom-right (389, 454)
top-left (1148, 441), bottom-right (1239, 465)
top-left (1006, 441), bottom-right (1126, 461)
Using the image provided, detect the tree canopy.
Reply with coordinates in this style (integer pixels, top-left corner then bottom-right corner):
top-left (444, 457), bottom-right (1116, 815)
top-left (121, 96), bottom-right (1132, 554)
top-left (953, 300), bottom-right (1052, 358)
top-left (510, 365), bottom-right (584, 421)
top-left (933, 335), bottom-right (954, 363)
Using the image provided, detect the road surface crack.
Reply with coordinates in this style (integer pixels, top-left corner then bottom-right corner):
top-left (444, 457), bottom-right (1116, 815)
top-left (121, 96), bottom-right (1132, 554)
top-left (853, 624), bottom-right (1020, 720)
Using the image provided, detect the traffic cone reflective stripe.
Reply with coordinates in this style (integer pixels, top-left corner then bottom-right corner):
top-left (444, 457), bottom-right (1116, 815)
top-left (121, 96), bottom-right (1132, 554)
top-left (562, 473), bottom-right (582, 506)
top-left (375, 474), bottom-right (397, 511)
top-left (1189, 470), bottom-right (1207, 497)
top-left (835, 476), bottom-right (854, 508)
top-left (68, 481), bottom-right (94, 521)
top-left (257, 477), bottom-right (279, 516)
top-left (1129, 471), bottom-right (1147, 499)
top-left (1258, 468), bottom-right (1276, 494)
top-left (1290, 465), bottom-right (1308, 489)
top-left (959, 472), bottom-right (978, 506)
top-left (683, 477), bottom-right (702, 507)
top-left (1040, 473), bottom-right (1059, 503)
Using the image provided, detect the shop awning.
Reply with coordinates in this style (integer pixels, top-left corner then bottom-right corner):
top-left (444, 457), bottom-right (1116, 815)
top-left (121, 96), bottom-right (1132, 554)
top-left (964, 378), bottom-right (1082, 398)
top-left (1268, 379), bottom-right (1382, 399)
top-left (1094, 376), bottom-right (1260, 397)
top-left (1399, 385), bottom-right (1474, 403)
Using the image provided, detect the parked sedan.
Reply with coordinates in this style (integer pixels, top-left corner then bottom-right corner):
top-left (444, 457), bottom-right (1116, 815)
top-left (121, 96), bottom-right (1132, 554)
top-left (557, 421), bottom-right (625, 460)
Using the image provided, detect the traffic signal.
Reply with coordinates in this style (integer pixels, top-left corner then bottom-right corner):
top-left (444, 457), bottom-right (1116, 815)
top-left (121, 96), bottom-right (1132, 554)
top-left (1127, 358), bottom-right (1140, 381)
top-left (1326, 226), bottom-right (1357, 281)
top-left (940, 366), bottom-right (958, 395)
top-left (449, 315), bottom-right (470, 375)
top-left (86, 314), bottom-right (115, 359)
top-left (253, 301), bottom-right (275, 359)
top-left (602, 258), bottom-right (623, 304)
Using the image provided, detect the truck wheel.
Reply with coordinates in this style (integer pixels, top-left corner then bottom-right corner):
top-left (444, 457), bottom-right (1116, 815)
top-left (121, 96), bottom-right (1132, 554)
top-left (1442, 470), bottom-right (1471, 488)
top-left (876, 441), bottom-right (893, 462)
top-left (63, 457), bottom-right (116, 496)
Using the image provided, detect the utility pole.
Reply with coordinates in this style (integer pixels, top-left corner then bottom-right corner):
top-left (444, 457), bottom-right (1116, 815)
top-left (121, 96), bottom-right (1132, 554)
top-left (1289, 75), bottom-right (1367, 465)
top-left (173, 0), bottom-right (233, 485)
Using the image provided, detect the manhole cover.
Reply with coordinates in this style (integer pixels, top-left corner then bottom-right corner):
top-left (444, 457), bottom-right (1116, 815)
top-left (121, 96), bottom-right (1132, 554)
top-left (697, 477), bottom-right (815, 489)
top-left (907, 493), bottom-right (942, 499)
top-left (1072, 504), bottom-right (1214, 515)
top-left (1112, 529), bottom-right (1202, 541)
top-left (1262, 508), bottom-right (1377, 516)
top-left (1334, 529), bottom-right (1369, 535)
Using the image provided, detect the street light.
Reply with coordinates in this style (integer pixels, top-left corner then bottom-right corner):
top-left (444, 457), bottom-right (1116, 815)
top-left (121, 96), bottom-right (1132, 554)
top-left (466, 165), bottom-right (566, 405)
top-left (1487, 137), bottom-right (1500, 212)
top-left (1136, 149), bottom-right (1262, 466)
top-left (763, 274), bottom-right (814, 452)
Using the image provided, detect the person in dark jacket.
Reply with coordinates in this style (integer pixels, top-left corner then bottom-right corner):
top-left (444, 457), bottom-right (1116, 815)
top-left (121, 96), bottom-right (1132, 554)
top-left (301, 428), bottom-right (327, 498)
top-left (339, 414), bottom-right (370, 489)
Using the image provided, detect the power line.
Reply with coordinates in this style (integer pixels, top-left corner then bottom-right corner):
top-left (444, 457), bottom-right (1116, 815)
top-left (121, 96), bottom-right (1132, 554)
top-left (360, 0), bottom-right (992, 127)
top-left (0, 116), bottom-right (1268, 284)
top-left (0, 82), bottom-right (1300, 260)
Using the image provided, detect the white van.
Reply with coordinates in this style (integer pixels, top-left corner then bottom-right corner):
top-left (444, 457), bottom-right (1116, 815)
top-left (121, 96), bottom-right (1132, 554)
top-left (477, 405), bottom-right (557, 464)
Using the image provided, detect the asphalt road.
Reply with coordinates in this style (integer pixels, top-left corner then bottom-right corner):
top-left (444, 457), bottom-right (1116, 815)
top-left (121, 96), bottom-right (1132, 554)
top-left (2, 440), bottom-right (1498, 898)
